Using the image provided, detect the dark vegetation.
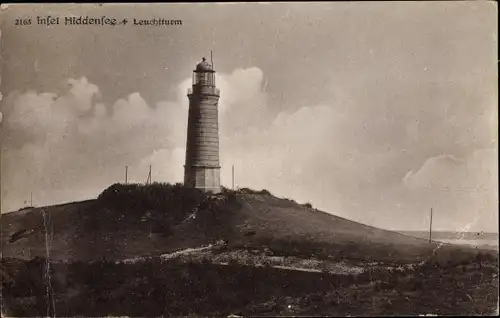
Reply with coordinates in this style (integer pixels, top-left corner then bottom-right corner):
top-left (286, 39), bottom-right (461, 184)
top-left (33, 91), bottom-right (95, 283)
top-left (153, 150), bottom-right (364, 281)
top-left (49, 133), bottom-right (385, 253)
top-left (18, 206), bottom-right (35, 211)
top-left (99, 183), bottom-right (202, 211)
top-left (95, 183), bottom-right (242, 228)
top-left (230, 187), bottom-right (272, 196)
top-left (9, 228), bottom-right (38, 243)
top-left (96, 182), bottom-right (205, 228)
top-left (302, 202), bottom-right (313, 209)
top-left (1, 255), bottom-right (498, 317)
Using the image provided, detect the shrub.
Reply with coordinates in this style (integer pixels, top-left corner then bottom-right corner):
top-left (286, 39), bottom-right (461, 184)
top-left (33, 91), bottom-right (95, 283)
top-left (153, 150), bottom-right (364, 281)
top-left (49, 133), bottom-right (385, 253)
top-left (98, 183), bottom-right (203, 212)
top-left (237, 188), bottom-right (254, 194)
top-left (259, 189), bottom-right (271, 195)
top-left (225, 191), bottom-right (237, 202)
top-left (235, 188), bottom-right (272, 196)
top-left (94, 183), bottom-right (206, 228)
top-left (221, 186), bottom-right (234, 194)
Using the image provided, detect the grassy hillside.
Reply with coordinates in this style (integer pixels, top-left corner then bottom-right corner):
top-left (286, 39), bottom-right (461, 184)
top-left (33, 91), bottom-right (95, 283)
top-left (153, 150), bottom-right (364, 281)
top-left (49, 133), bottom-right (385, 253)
top-left (0, 183), bottom-right (491, 264)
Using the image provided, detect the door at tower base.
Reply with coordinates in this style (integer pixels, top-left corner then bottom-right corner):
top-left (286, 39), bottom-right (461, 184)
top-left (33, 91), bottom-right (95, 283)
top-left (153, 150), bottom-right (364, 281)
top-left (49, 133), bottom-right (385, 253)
top-left (184, 166), bottom-right (221, 193)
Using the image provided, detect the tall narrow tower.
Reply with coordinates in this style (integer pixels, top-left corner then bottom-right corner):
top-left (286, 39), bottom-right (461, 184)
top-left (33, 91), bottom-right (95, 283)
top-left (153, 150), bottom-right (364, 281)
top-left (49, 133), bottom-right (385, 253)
top-left (184, 57), bottom-right (221, 193)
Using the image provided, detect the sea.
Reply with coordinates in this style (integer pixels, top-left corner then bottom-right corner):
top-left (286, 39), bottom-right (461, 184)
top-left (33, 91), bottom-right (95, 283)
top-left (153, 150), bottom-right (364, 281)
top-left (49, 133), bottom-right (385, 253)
top-left (399, 231), bottom-right (499, 250)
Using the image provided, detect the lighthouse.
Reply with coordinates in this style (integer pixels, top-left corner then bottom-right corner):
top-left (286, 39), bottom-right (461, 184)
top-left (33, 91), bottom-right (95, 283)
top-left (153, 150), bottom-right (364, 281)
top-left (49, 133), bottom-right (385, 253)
top-left (184, 57), bottom-right (221, 193)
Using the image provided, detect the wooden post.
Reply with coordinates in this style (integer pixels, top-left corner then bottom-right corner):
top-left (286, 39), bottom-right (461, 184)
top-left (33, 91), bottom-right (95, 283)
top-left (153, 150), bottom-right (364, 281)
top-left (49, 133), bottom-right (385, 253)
top-left (429, 208), bottom-right (433, 243)
top-left (41, 209), bottom-right (55, 317)
top-left (30, 192), bottom-right (33, 206)
top-left (125, 166), bottom-right (128, 184)
top-left (232, 165), bottom-right (235, 190)
top-left (146, 165), bottom-right (152, 184)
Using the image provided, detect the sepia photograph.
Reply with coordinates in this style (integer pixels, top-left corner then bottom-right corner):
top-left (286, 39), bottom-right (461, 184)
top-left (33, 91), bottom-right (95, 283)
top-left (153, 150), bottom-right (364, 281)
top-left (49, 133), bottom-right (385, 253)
top-left (0, 2), bottom-right (498, 317)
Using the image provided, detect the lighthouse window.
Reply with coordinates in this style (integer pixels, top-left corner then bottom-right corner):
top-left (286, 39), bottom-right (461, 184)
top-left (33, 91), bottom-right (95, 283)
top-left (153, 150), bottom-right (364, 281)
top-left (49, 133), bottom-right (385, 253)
top-left (207, 73), bottom-right (214, 86)
top-left (194, 72), bottom-right (215, 86)
top-left (195, 72), bottom-right (208, 85)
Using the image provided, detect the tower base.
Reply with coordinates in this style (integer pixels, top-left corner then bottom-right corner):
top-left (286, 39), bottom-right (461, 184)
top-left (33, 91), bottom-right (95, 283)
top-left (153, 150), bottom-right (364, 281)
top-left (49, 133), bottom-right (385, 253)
top-left (184, 165), bottom-right (221, 194)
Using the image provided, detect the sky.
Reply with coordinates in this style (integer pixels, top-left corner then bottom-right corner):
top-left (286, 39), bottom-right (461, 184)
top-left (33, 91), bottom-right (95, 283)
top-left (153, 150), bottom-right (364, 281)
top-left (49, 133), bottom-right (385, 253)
top-left (0, 2), bottom-right (497, 232)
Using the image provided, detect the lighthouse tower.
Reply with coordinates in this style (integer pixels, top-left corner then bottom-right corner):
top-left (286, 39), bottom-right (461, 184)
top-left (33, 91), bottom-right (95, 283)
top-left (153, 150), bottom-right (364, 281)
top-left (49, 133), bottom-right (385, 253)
top-left (184, 57), bottom-right (221, 193)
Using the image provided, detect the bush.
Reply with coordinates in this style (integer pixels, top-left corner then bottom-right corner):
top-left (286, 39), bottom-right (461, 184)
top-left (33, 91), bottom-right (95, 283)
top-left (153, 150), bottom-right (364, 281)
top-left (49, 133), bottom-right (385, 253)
top-left (235, 188), bottom-right (272, 196)
top-left (225, 191), bottom-right (237, 202)
top-left (237, 188), bottom-right (254, 194)
top-left (98, 182), bottom-right (203, 215)
top-left (221, 186), bottom-right (234, 194)
top-left (93, 183), bottom-right (206, 230)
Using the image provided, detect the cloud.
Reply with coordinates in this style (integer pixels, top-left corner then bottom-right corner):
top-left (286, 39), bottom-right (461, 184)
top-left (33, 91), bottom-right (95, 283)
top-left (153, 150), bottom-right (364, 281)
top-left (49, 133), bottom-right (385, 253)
top-left (404, 151), bottom-right (496, 192)
top-left (67, 77), bottom-right (101, 112)
top-left (217, 67), bottom-right (271, 133)
top-left (402, 149), bottom-right (498, 232)
top-left (137, 148), bottom-right (185, 184)
top-left (219, 104), bottom-right (342, 203)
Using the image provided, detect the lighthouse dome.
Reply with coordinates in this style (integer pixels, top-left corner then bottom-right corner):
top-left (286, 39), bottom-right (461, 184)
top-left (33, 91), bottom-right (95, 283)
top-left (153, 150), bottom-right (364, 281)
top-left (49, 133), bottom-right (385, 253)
top-left (195, 57), bottom-right (214, 72)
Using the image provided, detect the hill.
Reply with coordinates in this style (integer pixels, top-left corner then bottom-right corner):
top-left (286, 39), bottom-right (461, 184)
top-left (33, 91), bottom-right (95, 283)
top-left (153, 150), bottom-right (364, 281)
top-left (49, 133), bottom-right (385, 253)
top-left (1, 183), bottom-right (498, 316)
top-left (0, 183), bottom-right (487, 265)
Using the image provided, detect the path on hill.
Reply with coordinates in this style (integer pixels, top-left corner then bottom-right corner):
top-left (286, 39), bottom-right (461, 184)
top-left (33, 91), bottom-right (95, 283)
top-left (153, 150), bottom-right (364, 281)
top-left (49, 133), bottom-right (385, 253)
top-left (121, 242), bottom-right (225, 264)
top-left (217, 263), bottom-right (324, 273)
top-left (120, 243), bottom-right (364, 275)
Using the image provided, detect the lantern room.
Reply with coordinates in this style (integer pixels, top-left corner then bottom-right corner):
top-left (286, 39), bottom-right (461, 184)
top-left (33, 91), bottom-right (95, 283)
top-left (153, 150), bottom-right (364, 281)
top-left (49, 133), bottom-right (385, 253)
top-left (192, 57), bottom-right (215, 87)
